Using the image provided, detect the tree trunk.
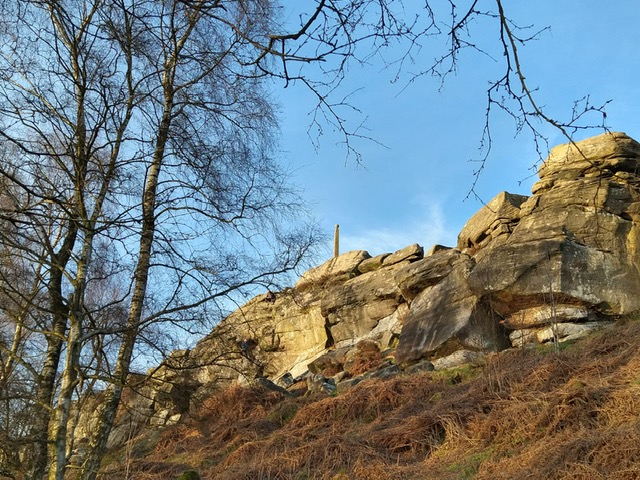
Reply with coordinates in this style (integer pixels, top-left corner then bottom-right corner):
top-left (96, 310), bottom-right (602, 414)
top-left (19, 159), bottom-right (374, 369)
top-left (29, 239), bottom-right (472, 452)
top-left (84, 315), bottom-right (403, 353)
top-left (48, 232), bottom-right (94, 480)
top-left (79, 80), bottom-right (174, 479)
top-left (27, 222), bottom-right (77, 479)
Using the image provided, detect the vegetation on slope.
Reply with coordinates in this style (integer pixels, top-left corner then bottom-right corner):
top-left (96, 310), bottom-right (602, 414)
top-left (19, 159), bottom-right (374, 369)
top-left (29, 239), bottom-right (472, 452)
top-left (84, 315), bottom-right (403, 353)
top-left (100, 318), bottom-right (640, 480)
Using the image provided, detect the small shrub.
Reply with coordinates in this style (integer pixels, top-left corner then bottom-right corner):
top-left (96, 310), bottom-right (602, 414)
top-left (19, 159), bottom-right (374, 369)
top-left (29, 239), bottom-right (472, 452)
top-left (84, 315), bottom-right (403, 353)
top-left (176, 470), bottom-right (200, 480)
top-left (267, 401), bottom-right (300, 426)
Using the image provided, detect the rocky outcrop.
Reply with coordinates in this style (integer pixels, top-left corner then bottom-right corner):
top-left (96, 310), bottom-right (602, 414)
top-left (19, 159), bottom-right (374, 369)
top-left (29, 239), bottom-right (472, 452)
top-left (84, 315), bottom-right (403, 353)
top-left (394, 250), bottom-right (509, 364)
top-left (457, 191), bottom-right (528, 252)
top-left (396, 132), bottom-right (640, 362)
top-left (468, 132), bottom-right (640, 315)
top-left (108, 132), bottom-right (640, 437)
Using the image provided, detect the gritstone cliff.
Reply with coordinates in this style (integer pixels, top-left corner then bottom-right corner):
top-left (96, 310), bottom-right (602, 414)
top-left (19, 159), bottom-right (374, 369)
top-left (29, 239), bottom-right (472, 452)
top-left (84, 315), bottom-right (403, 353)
top-left (95, 131), bottom-right (640, 440)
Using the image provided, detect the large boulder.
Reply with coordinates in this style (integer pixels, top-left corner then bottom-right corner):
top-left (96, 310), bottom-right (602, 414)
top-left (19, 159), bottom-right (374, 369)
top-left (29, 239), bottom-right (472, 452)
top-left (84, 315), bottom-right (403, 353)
top-left (468, 133), bottom-right (640, 319)
top-left (395, 248), bottom-right (465, 301)
top-left (296, 250), bottom-right (370, 290)
top-left (382, 243), bottom-right (424, 266)
top-left (536, 131), bottom-right (640, 190)
top-left (467, 238), bottom-right (640, 316)
top-left (395, 132), bottom-right (640, 363)
top-left (357, 253), bottom-right (390, 274)
top-left (321, 262), bottom-right (407, 345)
top-left (395, 253), bottom-right (510, 364)
top-left (457, 191), bottom-right (528, 251)
top-left (502, 305), bottom-right (598, 330)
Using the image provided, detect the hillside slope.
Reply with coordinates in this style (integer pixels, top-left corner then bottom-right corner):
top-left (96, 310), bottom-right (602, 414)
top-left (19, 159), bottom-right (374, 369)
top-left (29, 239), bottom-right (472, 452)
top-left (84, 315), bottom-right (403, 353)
top-left (100, 316), bottom-right (640, 480)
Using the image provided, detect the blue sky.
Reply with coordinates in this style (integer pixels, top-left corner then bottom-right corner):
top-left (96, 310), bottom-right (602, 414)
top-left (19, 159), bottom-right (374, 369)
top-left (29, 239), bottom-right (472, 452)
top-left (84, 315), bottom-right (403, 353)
top-left (276, 0), bottom-right (640, 259)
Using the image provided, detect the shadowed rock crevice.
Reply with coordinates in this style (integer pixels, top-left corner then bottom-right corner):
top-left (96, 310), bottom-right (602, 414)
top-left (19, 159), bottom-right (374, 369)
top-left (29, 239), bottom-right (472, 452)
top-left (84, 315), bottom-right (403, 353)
top-left (324, 317), bottom-right (335, 349)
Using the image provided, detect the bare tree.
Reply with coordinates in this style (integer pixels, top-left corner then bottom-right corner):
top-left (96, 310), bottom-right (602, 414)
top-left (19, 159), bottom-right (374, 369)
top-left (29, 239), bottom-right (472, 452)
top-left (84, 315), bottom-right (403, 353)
top-left (0, 0), bottom-right (323, 477)
top-left (0, 1), bottom-right (608, 479)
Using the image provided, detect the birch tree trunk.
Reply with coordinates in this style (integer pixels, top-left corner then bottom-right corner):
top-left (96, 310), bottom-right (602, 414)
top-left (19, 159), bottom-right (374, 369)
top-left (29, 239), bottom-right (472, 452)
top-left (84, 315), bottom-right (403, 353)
top-left (27, 224), bottom-right (78, 480)
top-left (79, 42), bottom-right (179, 479)
top-left (48, 234), bottom-right (94, 480)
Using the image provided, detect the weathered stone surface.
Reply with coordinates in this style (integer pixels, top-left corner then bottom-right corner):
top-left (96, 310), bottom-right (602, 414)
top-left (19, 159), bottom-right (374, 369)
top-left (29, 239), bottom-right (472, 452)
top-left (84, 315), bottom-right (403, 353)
top-left (267, 302), bottom-right (328, 376)
top-left (322, 262), bottom-right (406, 345)
top-left (425, 244), bottom-right (452, 257)
top-left (150, 409), bottom-right (171, 427)
top-left (395, 248), bottom-right (466, 301)
top-left (404, 360), bottom-right (435, 374)
top-left (276, 372), bottom-right (294, 388)
top-left (187, 290), bottom-right (330, 384)
top-left (504, 178), bottom-right (637, 249)
top-left (535, 322), bottom-right (611, 344)
top-left (307, 347), bottom-right (351, 375)
top-left (395, 257), bottom-right (510, 364)
top-left (534, 177), bottom-right (634, 217)
top-left (306, 374), bottom-right (337, 395)
top-left (382, 243), bottom-right (424, 266)
top-left (503, 305), bottom-right (598, 329)
top-left (357, 253), bottom-right (390, 273)
top-left (296, 250), bottom-right (370, 289)
top-left (431, 350), bottom-right (486, 370)
top-left (509, 329), bottom-right (538, 348)
top-left (510, 321), bottom-right (613, 346)
top-left (469, 238), bottom-right (640, 317)
top-left (457, 191), bottom-right (528, 251)
top-left (321, 262), bottom-right (405, 316)
top-left (254, 376), bottom-right (295, 397)
top-left (466, 133), bottom-right (640, 330)
top-left (330, 306), bottom-right (399, 346)
top-left (508, 204), bottom-right (632, 253)
top-left (336, 376), bottom-right (363, 393)
top-left (356, 307), bottom-right (404, 349)
top-left (282, 348), bottom-right (328, 380)
top-left (365, 364), bottom-right (401, 380)
top-left (538, 132), bottom-right (640, 184)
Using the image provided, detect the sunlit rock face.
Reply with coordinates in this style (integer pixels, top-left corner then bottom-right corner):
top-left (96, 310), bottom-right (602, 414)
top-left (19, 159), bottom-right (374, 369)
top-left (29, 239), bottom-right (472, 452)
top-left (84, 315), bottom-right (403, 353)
top-left (182, 131), bottom-right (640, 385)
top-left (395, 132), bottom-right (640, 363)
top-left (468, 132), bottom-right (640, 314)
top-left (394, 249), bottom-right (510, 364)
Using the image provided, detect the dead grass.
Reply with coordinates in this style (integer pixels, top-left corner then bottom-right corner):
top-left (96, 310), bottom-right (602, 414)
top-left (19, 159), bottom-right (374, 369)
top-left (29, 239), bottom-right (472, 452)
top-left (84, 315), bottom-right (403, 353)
top-left (347, 341), bottom-right (384, 376)
top-left (103, 319), bottom-right (640, 480)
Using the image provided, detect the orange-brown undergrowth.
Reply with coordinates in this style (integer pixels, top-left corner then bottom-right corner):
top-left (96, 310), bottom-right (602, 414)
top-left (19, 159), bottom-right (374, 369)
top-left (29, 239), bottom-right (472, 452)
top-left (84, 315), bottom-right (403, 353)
top-left (100, 319), bottom-right (640, 479)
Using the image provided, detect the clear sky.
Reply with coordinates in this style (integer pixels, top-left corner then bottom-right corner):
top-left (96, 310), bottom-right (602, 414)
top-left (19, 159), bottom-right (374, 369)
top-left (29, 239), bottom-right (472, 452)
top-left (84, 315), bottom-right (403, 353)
top-left (276, 0), bottom-right (640, 259)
